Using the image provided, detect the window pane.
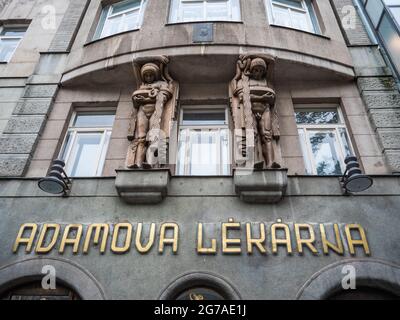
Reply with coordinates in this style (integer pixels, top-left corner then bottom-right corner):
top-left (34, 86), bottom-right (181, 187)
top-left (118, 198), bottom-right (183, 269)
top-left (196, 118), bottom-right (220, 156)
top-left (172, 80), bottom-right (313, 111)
top-left (123, 10), bottom-right (140, 31)
top-left (298, 128), bottom-right (313, 174)
top-left (0, 38), bottom-right (19, 62)
top-left (177, 128), bottom-right (229, 176)
top-left (339, 128), bottom-right (352, 158)
top-left (111, 0), bottom-right (141, 15)
top-left (177, 129), bottom-right (188, 175)
top-left (290, 9), bottom-right (311, 32)
top-left (273, 0), bottom-right (303, 9)
top-left (220, 128), bottom-right (230, 175)
top-left (59, 131), bottom-right (73, 161)
top-left (0, 27), bottom-right (27, 36)
top-left (308, 131), bottom-right (342, 175)
top-left (366, 0), bottom-right (385, 28)
top-left (182, 109), bottom-right (226, 125)
top-left (389, 7), bottom-right (400, 25)
top-left (102, 16), bottom-right (121, 37)
top-left (207, 1), bottom-right (229, 20)
top-left (182, 1), bottom-right (204, 21)
top-left (272, 5), bottom-right (292, 27)
top-left (68, 133), bottom-right (103, 177)
top-left (73, 113), bottom-right (115, 127)
top-left (295, 110), bottom-right (339, 124)
top-left (188, 129), bottom-right (219, 175)
top-left (378, 13), bottom-right (400, 73)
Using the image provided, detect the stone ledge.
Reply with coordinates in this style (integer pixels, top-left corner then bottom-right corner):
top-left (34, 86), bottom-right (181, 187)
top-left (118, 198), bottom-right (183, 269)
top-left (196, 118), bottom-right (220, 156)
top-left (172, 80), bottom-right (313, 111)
top-left (234, 169), bottom-right (288, 204)
top-left (115, 169), bottom-right (170, 204)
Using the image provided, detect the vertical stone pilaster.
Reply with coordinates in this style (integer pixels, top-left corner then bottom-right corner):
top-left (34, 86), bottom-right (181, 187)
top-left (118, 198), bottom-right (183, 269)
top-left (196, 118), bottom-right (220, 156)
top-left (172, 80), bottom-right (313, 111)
top-left (0, 0), bottom-right (90, 177)
top-left (331, 0), bottom-right (400, 173)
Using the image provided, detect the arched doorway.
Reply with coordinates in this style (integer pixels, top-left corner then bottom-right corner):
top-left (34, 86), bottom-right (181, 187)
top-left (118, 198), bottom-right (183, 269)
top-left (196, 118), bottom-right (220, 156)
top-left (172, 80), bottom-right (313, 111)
top-left (159, 271), bottom-right (241, 300)
top-left (1, 281), bottom-right (81, 300)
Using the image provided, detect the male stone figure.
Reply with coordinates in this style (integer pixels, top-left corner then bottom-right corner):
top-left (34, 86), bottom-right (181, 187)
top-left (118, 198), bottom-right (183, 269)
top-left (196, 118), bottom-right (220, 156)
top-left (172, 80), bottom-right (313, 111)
top-left (126, 56), bottom-right (177, 169)
top-left (230, 54), bottom-right (281, 169)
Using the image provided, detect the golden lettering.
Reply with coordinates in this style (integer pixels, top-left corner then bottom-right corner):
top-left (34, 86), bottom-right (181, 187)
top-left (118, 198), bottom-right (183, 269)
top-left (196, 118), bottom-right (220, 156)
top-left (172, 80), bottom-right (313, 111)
top-left (271, 220), bottom-right (292, 254)
top-left (35, 224), bottom-right (60, 254)
top-left (13, 223), bottom-right (38, 253)
top-left (222, 219), bottom-right (241, 254)
top-left (83, 223), bottom-right (109, 254)
top-left (159, 223), bottom-right (179, 254)
top-left (294, 224), bottom-right (318, 255)
top-left (246, 223), bottom-right (266, 254)
top-left (345, 224), bottom-right (371, 256)
top-left (197, 223), bottom-right (217, 254)
top-left (111, 223), bottom-right (132, 254)
top-left (320, 224), bottom-right (344, 255)
top-left (59, 224), bottom-right (83, 254)
top-left (136, 223), bottom-right (156, 253)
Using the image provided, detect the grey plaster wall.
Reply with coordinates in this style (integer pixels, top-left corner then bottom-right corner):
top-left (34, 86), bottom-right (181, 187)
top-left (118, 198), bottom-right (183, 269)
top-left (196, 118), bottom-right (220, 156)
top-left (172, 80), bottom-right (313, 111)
top-left (0, 176), bottom-right (399, 299)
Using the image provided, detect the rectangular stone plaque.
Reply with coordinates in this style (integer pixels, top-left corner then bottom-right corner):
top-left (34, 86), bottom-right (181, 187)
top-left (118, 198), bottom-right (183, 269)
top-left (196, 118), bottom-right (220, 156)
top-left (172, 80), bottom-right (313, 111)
top-left (193, 23), bottom-right (213, 43)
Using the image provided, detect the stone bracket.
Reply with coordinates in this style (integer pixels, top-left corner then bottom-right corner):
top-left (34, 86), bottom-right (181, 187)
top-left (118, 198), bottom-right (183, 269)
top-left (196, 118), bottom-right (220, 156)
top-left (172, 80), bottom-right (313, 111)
top-left (234, 169), bottom-right (288, 204)
top-left (115, 169), bottom-right (170, 204)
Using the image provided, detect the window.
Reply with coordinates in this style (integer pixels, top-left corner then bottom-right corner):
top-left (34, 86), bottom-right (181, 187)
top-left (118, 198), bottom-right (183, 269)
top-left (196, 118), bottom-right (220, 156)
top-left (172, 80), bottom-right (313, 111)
top-left (265, 0), bottom-right (320, 33)
top-left (295, 106), bottom-right (354, 176)
top-left (59, 112), bottom-right (115, 177)
top-left (0, 26), bottom-right (27, 62)
top-left (176, 107), bottom-right (231, 176)
top-left (169, 0), bottom-right (241, 23)
top-left (93, 0), bottom-right (147, 40)
top-left (378, 12), bottom-right (400, 73)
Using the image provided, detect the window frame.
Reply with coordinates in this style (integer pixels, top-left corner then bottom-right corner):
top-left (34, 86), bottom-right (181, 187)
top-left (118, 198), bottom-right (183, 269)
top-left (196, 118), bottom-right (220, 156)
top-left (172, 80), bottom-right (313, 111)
top-left (265, 0), bottom-right (320, 34)
top-left (93, 0), bottom-right (147, 40)
top-left (169, 0), bottom-right (241, 23)
top-left (295, 106), bottom-right (354, 176)
top-left (58, 111), bottom-right (115, 177)
top-left (176, 105), bottom-right (232, 176)
top-left (0, 25), bottom-right (27, 63)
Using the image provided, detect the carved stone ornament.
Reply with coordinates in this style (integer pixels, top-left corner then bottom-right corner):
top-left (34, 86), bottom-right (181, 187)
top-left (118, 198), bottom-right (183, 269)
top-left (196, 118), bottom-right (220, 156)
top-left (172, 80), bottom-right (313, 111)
top-left (126, 56), bottom-right (179, 169)
top-left (229, 54), bottom-right (282, 169)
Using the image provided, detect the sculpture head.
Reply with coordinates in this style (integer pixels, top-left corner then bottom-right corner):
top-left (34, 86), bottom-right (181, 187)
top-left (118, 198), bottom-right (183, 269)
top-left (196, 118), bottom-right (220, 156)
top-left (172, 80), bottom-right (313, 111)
top-left (141, 63), bottom-right (160, 84)
top-left (250, 58), bottom-right (267, 80)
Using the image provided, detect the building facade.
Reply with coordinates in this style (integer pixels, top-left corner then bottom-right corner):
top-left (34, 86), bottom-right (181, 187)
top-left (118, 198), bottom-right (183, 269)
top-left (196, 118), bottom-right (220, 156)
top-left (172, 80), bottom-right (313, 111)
top-left (0, 0), bottom-right (399, 300)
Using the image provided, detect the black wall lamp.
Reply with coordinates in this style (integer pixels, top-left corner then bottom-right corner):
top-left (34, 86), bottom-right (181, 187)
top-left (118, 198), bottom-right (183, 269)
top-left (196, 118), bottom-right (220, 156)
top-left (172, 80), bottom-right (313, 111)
top-left (38, 160), bottom-right (71, 196)
top-left (341, 156), bottom-right (373, 195)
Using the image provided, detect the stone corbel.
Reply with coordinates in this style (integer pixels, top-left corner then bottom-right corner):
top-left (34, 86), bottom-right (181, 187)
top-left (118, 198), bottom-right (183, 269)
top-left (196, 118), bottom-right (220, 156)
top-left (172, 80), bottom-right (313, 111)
top-left (234, 169), bottom-right (288, 204)
top-left (115, 169), bottom-right (170, 204)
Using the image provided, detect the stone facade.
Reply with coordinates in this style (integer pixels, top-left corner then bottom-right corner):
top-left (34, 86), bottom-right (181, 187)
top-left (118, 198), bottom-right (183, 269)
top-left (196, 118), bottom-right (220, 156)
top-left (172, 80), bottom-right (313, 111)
top-left (331, 0), bottom-right (400, 173)
top-left (0, 0), bottom-right (399, 300)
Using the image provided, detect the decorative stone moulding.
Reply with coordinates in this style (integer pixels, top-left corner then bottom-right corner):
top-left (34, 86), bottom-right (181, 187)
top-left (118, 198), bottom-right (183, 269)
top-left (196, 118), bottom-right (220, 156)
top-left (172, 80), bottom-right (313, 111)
top-left (233, 169), bottom-right (288, 204)
top-left (115, 169), bottom-right (170, 204)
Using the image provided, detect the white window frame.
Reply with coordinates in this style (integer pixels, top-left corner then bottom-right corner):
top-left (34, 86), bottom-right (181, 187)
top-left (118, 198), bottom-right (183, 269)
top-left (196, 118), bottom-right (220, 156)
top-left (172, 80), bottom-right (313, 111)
top-left (265, 0), bottom-right (318, 33)
top-left (176, 105), bottom-right (232, 176)
top-left (94, 0), bottom-right (147, 40)
top-left (295, 106), bottom-right (354, 176)
top-left (169, 0), bottom-right (241, 23)
top-left (59, 111), bottom-right (115, 177)
top-left (0, 25), bottom-right (27, 63)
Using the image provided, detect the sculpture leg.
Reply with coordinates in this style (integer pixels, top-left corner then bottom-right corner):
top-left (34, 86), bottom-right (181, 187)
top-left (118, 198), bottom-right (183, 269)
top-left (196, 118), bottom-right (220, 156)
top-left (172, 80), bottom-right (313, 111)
top-left (260, 109), bottom-right (274, 168)
top-left (134, 108), bottom-right (149, 168)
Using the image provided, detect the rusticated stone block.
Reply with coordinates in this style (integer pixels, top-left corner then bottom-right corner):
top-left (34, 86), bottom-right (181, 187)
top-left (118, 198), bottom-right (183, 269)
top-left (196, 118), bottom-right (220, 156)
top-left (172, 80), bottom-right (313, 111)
top-left (385, 150), bottom-right (400, 172)
top-left (357, 77), bottom-right (397, 92)
top-left (369, 110), bottom-right (400, 128)
top-left (0, 155), bottom-right (30, 177)
top-left (377, 129), bottom-right (400, 149)
top-left (23, 85), bottom-right (58, 98)
top-left (13, 99), bottom-right (53, 115)
top-left (3, 116), bottom-right (46, 134)
top-left (363, 93), bottom-right (400, 110)
top-left (0, 134), bottom-right (38, 154)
